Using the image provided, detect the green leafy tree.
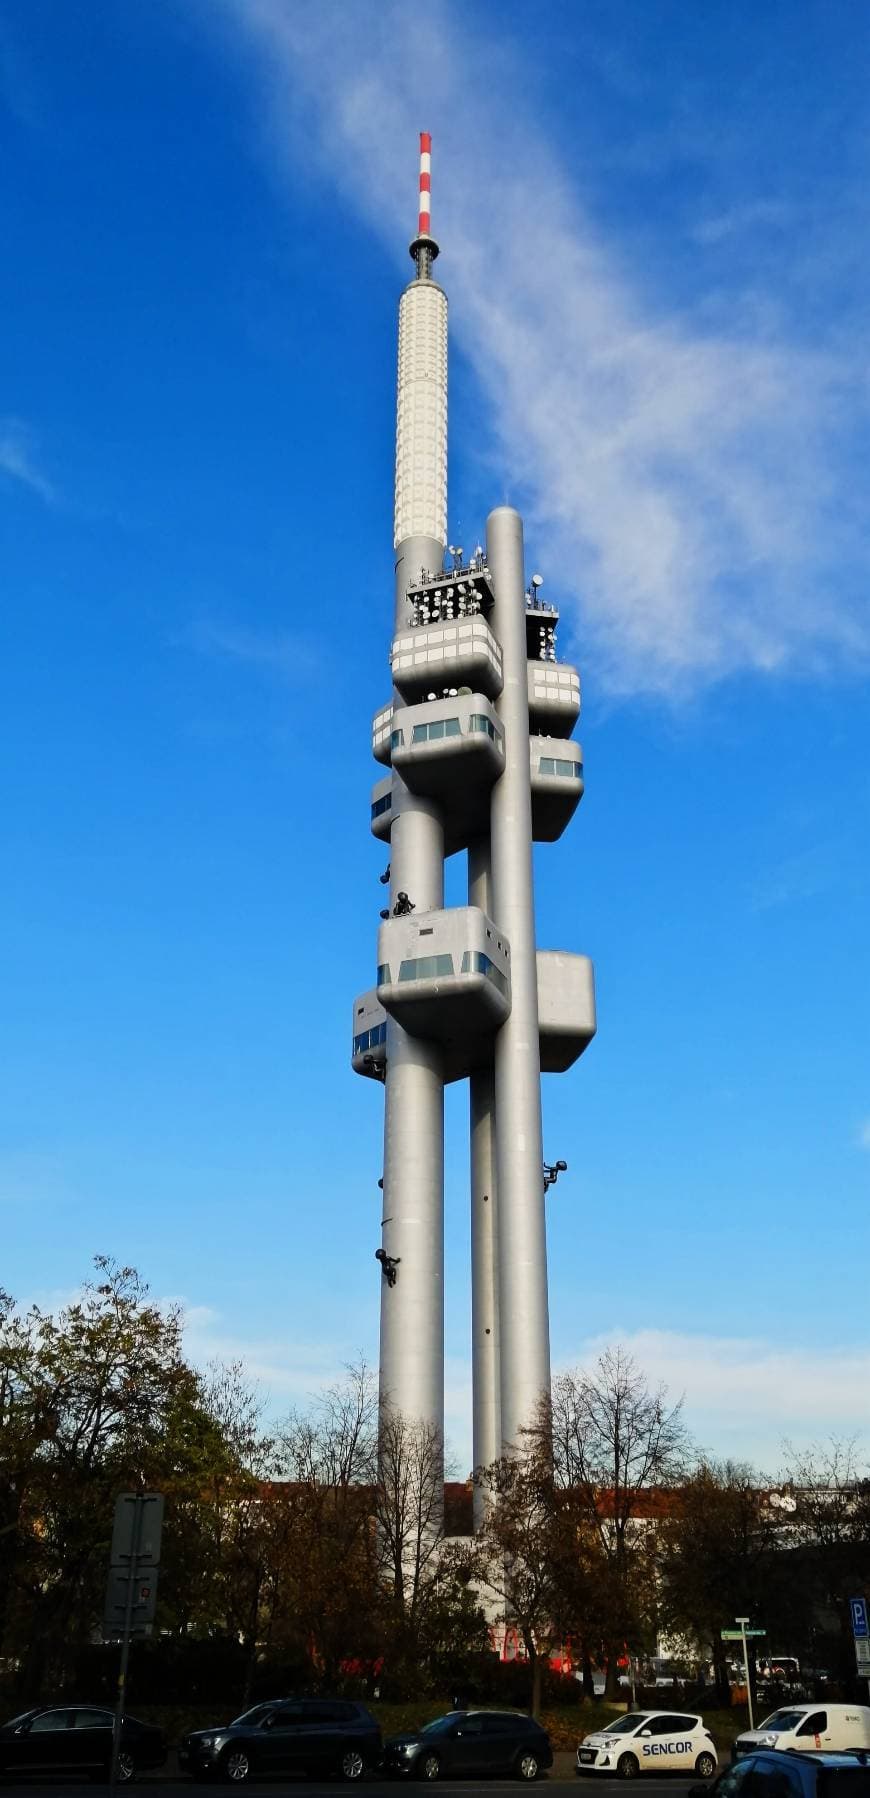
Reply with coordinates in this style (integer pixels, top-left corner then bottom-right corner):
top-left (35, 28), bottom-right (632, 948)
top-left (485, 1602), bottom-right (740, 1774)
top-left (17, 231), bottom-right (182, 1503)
top-left (0, 1258), bottom-right (232, 1695)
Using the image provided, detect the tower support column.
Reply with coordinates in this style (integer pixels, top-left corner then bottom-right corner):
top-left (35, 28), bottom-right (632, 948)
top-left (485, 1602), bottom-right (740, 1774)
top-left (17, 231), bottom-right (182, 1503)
top-left (378, 531), bottom-right (446, 1455)
top-left (487, 506), bottom-right (550, 1453)
top-left (469, 840), bottom-right (500, 1524)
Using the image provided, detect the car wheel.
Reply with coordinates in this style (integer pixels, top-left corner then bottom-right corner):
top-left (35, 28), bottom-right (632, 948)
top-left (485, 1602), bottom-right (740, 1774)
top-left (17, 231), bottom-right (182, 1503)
top-left (617, 1753), bottom-right (639, 1779)
top-left (516, 1750), bottom-right (540, 1781)
top-left (340, 1747), bottom-right (366, 1781)
top-left (420, 1752), bottom-right (441, 1780)
top-left (222, 1747), bottom-right (252, 1783)
top-left (696, 1753), bottom-right (717, 1779)
top-left (92, 1752), bottom-right (136, 1786)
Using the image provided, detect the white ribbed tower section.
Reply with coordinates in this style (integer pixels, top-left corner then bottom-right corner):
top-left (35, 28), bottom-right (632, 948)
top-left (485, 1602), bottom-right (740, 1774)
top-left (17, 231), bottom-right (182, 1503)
top-left (394, 280), bottom-right (447, 555)
top-left (379, 135), bottom-right (448, 1464)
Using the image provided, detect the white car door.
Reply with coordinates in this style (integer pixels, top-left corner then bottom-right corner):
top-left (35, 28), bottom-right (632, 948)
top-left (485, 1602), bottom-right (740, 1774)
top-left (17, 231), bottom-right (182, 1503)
top-left (644, 1714), bottom-right (697, 1770)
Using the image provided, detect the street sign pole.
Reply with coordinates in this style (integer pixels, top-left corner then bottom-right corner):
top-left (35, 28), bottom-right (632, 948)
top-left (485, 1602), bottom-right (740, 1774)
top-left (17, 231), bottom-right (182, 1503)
top-left (109, 1498), bottom-right (143, 1790)
top-left (850, 1597), bottom-right (870, 1693)
top-left (105, 1493), bottom-right (163, 1791)
top-left (736, 1617), bottom-right (754, 1730)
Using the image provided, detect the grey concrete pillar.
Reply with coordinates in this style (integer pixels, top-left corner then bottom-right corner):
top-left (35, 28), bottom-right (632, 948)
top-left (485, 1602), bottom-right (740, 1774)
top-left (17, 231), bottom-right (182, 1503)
top-left (487, 507), bottom-right (550, 1452)
top-left (468, 840), bottom-right (500, 1526)
top-left (379, 537), bottom-right (446, 1452)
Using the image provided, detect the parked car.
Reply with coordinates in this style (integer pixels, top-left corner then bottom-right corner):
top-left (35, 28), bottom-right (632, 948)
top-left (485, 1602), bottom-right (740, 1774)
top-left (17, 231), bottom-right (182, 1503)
top-left (692, 1749), bottom-right (870, 1798)
top-left (733, 1707), bottom-right (870, 1761)
top-left (0, 1705), bottom-right (165, 1783)
top-left (383, 1709), bottom-right (553, 1781)
top-left (179, 1697), bottom-right (381, 1783)
top-left (576, 1710), bottom-right (718, 1778)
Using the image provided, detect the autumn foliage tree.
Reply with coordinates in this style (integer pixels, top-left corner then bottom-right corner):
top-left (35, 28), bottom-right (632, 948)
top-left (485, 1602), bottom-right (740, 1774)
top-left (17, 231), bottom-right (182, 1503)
top-left (658, 1461), bottom-right (795, 1704)
top-left (0, 1258), bottom-right (229, 1694)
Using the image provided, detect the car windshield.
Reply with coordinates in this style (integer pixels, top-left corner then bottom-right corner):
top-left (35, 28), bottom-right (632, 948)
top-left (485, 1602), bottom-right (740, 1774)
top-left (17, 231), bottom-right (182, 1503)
top-left (605, 1715), bottom-right (647, 1736)
top-left (759, 1711), bottom-right (807, 1733)
top-left (4, 1712), bottom-right (36, 1730)
top-left (422, 1716), bottom-right (461, 1737)
top-left (231, 1704), bottom-right (276, 1729)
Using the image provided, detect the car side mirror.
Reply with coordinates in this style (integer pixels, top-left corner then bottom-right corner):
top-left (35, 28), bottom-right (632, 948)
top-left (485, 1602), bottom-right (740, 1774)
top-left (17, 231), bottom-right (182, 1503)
top-left (260, 1716), bottom-right (274, 1731)
top-left (640, 1731), bottom-right (652, 1738)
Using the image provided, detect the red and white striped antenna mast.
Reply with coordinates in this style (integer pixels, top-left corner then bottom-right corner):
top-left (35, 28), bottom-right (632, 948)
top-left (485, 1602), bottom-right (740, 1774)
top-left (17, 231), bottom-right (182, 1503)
top-left (410, 129), bottom-right (439, 277)
top-left (418, 130), bottom-right (432, 237)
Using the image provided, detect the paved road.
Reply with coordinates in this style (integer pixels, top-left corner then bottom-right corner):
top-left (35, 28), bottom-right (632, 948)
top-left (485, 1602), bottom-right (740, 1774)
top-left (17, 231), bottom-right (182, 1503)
top-left (0, 1779), bottom-right (700, 1796)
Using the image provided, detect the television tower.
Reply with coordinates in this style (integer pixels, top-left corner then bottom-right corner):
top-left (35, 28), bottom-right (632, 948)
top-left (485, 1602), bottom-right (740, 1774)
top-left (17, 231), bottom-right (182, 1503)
top-left (352, 136), bottom-right (596, 1522)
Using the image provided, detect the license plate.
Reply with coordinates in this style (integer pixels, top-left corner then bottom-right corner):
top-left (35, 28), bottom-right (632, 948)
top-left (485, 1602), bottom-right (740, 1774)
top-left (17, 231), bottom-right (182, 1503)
top-left (580, 1751), bottom-right (596, 1762)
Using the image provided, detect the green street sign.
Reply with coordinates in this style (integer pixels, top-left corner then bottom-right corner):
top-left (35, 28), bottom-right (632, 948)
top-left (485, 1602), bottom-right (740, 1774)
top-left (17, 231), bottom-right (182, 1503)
top-left (721, 1628), bottom-right (766, 1639)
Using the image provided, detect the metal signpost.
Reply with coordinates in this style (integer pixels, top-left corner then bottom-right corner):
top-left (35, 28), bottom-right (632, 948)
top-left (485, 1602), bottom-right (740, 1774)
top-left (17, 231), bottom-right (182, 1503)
top-left (850, 1597), bottom-right (870, 1688)
top-left (104, 1493), bottom-right (163, 1789)
top-left (721, 1622), bottom-right (765, 1729)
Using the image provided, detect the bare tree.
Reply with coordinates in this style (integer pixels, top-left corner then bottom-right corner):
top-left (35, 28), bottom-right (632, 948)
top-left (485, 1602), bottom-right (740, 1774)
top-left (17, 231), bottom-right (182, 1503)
top-left (191, 1361), bottom-right (275, 1704)
top-left (272, 1363), bottom-right (380, 1685)
top-left (549, 1347), bottom-right (690, 1694)
top-left (476, 1444), bottom-right (562, 1718)
top-left (375, 1408), bottom-right (445, 1627)
top-left (780, 1438), bottom-right (870, 1692)
top-left (375, 1406), bottom-right (485, 1691)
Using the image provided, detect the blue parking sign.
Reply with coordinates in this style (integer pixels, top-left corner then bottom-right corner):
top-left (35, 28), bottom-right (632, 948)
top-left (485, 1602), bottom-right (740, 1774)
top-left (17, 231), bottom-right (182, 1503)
top-left (851, 1598), bottom-right (868, 1638)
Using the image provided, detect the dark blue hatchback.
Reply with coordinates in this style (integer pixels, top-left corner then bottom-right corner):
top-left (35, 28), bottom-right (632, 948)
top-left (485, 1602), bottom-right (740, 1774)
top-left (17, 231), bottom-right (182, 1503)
top-left (695, 1750), bottom-right (870, 1798)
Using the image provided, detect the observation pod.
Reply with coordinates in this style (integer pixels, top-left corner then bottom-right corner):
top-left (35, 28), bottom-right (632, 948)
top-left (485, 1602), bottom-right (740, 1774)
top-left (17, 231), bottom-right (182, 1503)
top-left (537, 951), bottom-right (596, 1071)
top-left (388, 611), bottom-right (503, 708)
top-left (370, 776), bottom-right (393, 842)
top-left (392, 694), bottom-right (504, 797)
top-left (377, 906), bottom-right (511, 1040)
top-left (349, 133), bottom-right (596, 1523)
top-left (352, 990), bottom-right (388, 1080)
top-left (530, 736), bottom-right (584, 840)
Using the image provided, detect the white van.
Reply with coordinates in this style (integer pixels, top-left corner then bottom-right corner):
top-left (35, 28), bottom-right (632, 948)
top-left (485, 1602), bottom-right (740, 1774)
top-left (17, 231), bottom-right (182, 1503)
top-left (734, 1704), bottom-right (870, 1760)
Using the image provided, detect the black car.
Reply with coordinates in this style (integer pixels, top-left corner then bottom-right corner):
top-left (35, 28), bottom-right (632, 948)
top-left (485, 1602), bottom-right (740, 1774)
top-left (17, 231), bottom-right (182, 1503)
top-left (0, 1704), bottom-right (165, 1782)
top-left (692, 1750), bottom-right (870, 1798)
top-left (383, 1708), bottom-right (553, 1782)
top-left (179, 1697), bottom-right (382, 1783)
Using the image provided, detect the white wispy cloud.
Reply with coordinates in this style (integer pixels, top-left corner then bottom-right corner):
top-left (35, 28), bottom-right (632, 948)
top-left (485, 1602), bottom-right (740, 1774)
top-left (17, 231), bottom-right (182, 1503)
top-left (179, 1300), bottom-right (366, 1407)
top-left (558, 1328), bottom-right (870, 1470)
top-left (202, 0), bottom-right (869, 696)
top-left (183, 1302), bottom-right (475, 1469)
top-left (0, 417), bottom-right (55, 503)
top-left (746, 840), bottom-right (842, 912)
top-left (182, 617), bottom-right (317, 680)
top-left (692, 199), bottom-right (795, 246)
top-left (173, 1298), bottom-right (870, 1474)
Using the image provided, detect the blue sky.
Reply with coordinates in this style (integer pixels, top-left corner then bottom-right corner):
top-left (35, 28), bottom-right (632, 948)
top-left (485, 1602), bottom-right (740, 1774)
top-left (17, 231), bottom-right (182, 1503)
top-left (2, 0), bottom-right (868, 1472)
